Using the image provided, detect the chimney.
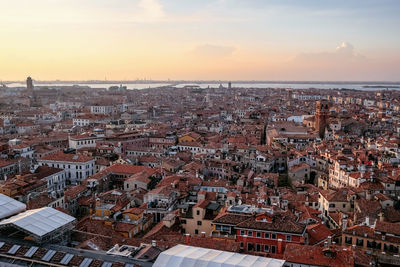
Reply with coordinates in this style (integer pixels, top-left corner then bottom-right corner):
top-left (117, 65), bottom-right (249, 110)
top-left (185, 233), bottom-right (191, 245)
top-left (327, 236), bottom-right (332, 247)
top-left (277, 239), bottom-right (283, 254)
top-left (365, 216), bottom-right (370, 226)
top-left (242, 235), bottom-right (248, 252)
top-left (152, 240), bottom-right (157, 247)
top-left (201, 232), bottom-right (206, 238)
top-left (379, 212), bottom-right (384, 222)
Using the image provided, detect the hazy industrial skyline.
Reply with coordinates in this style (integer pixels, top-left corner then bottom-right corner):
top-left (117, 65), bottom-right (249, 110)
top-left (1, 0), bottom-right (400, 81)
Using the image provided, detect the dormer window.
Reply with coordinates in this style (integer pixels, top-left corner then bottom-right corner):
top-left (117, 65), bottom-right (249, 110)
top-left (256, 215), bottom-right (273, 223)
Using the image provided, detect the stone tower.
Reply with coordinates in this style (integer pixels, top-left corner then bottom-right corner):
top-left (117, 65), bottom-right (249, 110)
top-left (315, 100), bottom-right (329, 138)
top-left (26, 76), bottom-right (34, 95)
top-left (378, 93), bottom-right (386, 119)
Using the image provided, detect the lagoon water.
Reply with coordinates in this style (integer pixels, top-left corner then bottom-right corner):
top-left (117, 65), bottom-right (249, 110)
top-left (5, 81), bottom-right (400, 91)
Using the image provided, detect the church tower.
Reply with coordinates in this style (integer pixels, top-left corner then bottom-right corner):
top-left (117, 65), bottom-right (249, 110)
top-left (26, 76), bottom-right (34, 95)
top-left (26, 76), bottom-right (40, 107)
top-left (378, 93), bottom-right (386, 119)
top-left (315, 100), bottom-right (329, 138)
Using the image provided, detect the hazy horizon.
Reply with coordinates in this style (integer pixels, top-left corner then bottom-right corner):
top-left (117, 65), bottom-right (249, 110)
top-left (3, 79), bottom-right (400, 84)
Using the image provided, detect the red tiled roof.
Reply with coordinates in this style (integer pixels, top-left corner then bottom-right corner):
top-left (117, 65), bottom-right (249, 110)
top-left (306, 223), bottom-right (333, 245)
top-left (284, 244), bottom-right (354, 267)
top-left (107, 164), bottom-right (153, 175)
top-left (40, 151), bottom-right (94, 162)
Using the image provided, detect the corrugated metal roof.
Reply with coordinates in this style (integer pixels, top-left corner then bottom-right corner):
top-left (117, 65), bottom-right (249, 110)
top-left (80, 258), bottom-right (93, 267)
top-left (60, 253), bottom-right (74, 265)
top-left (0, 207), bottom-right (75, 238)
top-left (0, 193), bottom-right (26, 220)
top-left (101, 262), bottom-right (113, 267)
top-left (24, 246), bottom-right (39, 258)
top-left (153, 244), bottom-right (286, 267)
top-left (7, 245), bottom-right (21, 255)
top-left (42, 250), bottom-right (56, 261)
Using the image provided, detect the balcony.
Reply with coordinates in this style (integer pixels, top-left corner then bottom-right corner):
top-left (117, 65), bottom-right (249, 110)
top-left (211, 232), bottom-right (236, 239)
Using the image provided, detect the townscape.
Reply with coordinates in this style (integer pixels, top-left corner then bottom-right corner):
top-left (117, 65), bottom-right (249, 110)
top-left (0, 79), bottom-right (400, 266)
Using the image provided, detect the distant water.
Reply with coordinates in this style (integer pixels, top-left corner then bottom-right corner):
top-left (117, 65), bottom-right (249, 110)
top-left (5, 82), bottom-right (170, 90)
top-left (5, 82), bottom-right (400, 91)
top-left (174, 82), bottom-right (400, 91)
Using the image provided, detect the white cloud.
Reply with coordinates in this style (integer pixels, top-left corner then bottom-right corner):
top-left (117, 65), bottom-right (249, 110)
top-left (276, 42), bottom-right (380, 80)
top-left (291, 41), bottom-right (366, 65)
top-left (336, 41), bottom-right (355, 56)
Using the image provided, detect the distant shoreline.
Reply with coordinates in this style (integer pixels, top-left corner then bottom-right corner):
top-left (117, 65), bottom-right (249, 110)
top-left (362, 85), bottom-right (400, 88)
top-left (3, 80), bottom-right (400, 85)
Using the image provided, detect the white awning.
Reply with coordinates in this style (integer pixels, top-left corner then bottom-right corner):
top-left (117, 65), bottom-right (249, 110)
top-left (0, 207), bottom-right (75, 238)
top-left (153, 244), bottom-right (285, 267)
top-left (0, 194), bottom-right (26, 220)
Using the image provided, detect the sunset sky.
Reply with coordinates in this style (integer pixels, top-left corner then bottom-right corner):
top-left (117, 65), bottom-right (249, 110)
top-left (1, 0), bottom-right (400, 81)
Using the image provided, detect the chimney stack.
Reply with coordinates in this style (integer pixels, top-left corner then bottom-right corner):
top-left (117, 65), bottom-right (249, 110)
top-left (327, 236), bottom-right (332, 247)
top-left (379, 212), bottom-right (384, 222)
top-left (242, 235), bottom-right (248, 252)
top-left (185, 233), bottom-right (191, 245)
top-left (277, 239), bottom-right (283, 254)
top-left (152, 240), bottom-right (157, 247)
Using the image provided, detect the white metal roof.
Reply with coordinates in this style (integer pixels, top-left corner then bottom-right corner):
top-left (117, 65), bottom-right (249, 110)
top-left (0, 207), bottom-right (75, 237)
top-left (0, 194), bottom-right (26, 220)
top-left (153, 245), bottom-right (285, 267)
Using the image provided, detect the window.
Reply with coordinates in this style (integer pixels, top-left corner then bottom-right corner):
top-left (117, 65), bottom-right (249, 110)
top-left (329, 203), bottom-right (335, 208)
top-left (342, 204), bottom-right (346, 208)
top-left (196, 210), bottom-right (200, 216)
top-left (247, 243), bottom-right (254, 251)
top-left (197, 221), bottom-right (202, 226)
top-left (286, 235), bottom-right (291, 241)
top-left (271, 233), bottom-right (277, 239)
top-left (240, 230), bottom-right (245, 236)
top-left (195, 229), bottom-right (198, 235)
top-left (271, 245), bottom-right (276, 253)
top-left (264, 245), bottom-right (269, 252)
top-left (256, 232), bottom-right (261, 238)
top-left (256, 244), bottom-right (261, 252)
top-left (181, 219), bottom-right (186, 224)
top-left (264, 233), bottom-right (270, 239)
top-left (248, 231), bottom-right (253, 237)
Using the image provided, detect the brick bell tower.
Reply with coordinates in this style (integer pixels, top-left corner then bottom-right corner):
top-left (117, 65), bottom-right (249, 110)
top-left (315, 100), bottom-right (329, 138)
